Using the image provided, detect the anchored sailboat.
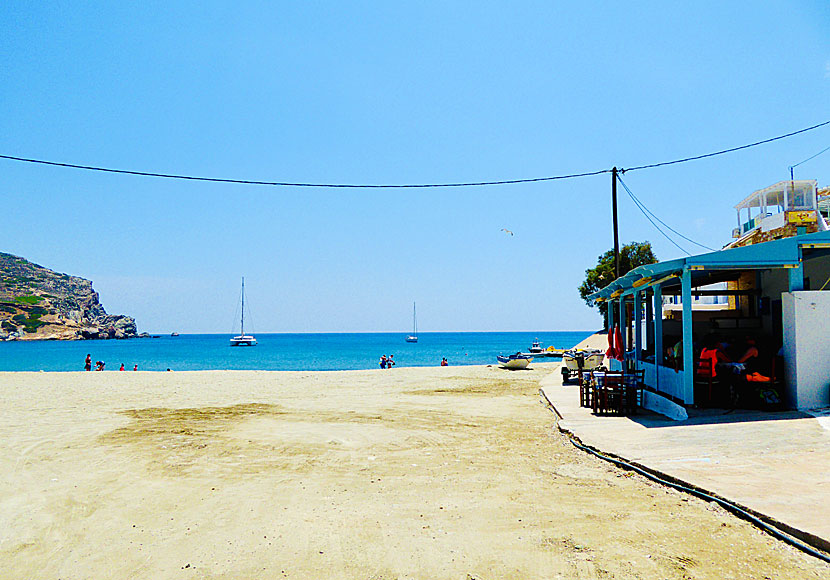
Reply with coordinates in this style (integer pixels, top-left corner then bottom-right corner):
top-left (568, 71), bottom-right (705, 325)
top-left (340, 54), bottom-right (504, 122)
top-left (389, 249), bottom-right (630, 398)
top-left (405, 302), bottom-right (418, 343)
top-left (230, 277), bottom-right (257, 346)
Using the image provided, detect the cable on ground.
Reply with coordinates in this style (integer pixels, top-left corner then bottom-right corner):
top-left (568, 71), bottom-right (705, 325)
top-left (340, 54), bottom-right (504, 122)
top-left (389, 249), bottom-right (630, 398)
top-left (567, 435), bottom-right (830, 564)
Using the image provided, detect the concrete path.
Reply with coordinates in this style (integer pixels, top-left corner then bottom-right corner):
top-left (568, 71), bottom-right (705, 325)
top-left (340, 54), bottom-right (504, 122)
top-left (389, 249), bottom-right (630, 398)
top-left (540, 364), bottom-right (830, 553)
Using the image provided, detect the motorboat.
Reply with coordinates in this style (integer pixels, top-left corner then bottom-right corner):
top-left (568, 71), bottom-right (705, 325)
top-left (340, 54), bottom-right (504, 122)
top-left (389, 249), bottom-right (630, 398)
top-left (561, 349), bottom-right (604, 382)
top-left (497, 353), bottom-right (533, 370)
top-left (517, 344), bottom-right (565, 358)
top-left (528, 338), bottom-right (544, 354)
top-left (230, 277), bottom-right (257, 347)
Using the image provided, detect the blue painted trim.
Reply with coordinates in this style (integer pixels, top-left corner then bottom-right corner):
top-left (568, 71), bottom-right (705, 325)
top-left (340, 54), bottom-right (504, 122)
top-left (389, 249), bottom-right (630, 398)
top-left (681, 268), bottom-right (694, 405)
top-left (587, 229), bottom-right (830, 301)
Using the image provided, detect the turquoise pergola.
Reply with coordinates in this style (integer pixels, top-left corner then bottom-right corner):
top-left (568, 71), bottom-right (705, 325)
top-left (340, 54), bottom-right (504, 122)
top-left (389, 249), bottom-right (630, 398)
top-left (587, 230), bottom-right (830, 406)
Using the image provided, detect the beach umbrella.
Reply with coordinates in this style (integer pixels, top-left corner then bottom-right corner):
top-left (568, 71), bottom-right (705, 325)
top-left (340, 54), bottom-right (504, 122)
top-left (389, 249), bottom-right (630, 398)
top-left (614, 325), bottom-right (624, 361)
top-left (606, 326), bottom-right (617, 360)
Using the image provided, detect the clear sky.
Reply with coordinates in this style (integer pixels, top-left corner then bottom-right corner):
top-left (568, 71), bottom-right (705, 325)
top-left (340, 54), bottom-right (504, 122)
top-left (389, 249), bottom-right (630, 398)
top-left (2, 2), bottom-right (829, 333)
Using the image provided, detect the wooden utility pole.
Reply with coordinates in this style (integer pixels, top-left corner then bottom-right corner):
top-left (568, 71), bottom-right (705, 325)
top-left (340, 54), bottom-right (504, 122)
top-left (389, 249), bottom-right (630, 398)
top-left (612, 167), bottom-right (620, 280)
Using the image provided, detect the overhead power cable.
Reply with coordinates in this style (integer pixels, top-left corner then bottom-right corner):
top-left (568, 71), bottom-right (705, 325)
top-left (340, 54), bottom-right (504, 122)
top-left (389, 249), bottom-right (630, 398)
top-left (791, 144), bottom-right (830, 170)
top-left (622, 119), bottom-right (830, 173)
top-left (617, 176), bottom-right (692, 256)
top-left (617, 175), bottom-right (717, 253)
top-left (0, 118), bottom-right (827, 188)
top-left (0, 154), bottom-right (609, 188)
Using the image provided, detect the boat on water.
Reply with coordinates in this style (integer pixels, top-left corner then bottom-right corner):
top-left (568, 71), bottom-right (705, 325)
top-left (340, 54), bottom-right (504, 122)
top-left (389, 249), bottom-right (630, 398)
top-left (230, 277), bottom-right (257, 347)
top-left (497, 353), bottom-right (533, 370)
top-left (170, 332), bottom-right (179, 337)
top-left (405, 302), bottom-right (418, 343)
top-left (517, 341), bottom-right (565, 358)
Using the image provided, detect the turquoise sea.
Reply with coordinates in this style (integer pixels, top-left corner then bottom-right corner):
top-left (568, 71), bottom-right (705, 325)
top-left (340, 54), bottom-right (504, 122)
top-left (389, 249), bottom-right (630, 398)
top-left (0, 331), bottom-right (593, 372)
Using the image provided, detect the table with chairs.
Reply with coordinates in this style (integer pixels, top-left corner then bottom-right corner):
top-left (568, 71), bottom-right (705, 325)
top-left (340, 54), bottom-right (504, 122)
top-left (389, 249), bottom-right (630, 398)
top-left (579, 369), bottom-right (644, 415)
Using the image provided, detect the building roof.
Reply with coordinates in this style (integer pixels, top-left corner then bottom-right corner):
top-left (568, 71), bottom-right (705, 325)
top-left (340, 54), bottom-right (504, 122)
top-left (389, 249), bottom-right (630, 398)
top-left (588, 229), bottom-right (830, 301)
top-left (733, 180), bottom-right (817, 211)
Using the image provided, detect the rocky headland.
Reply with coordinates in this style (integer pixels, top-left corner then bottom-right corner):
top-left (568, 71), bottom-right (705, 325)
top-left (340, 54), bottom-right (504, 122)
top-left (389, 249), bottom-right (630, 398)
top-left (0, 252), bottom-right (138, 341)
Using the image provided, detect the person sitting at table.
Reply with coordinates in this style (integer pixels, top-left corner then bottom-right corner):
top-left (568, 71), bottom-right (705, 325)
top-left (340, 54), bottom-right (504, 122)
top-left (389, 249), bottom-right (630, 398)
top-left (736, 336), bottom-right (760, 371)
top-left (697, 335), bottom-right (732, 378)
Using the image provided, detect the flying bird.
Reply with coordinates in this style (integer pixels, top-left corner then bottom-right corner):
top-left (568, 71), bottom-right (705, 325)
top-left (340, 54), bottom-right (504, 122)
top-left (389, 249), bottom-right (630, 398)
top-left (500, 228), bottom-right (514, 236)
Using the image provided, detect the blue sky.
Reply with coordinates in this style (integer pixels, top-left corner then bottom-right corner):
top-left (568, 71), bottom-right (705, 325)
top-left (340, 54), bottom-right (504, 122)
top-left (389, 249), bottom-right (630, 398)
top-left (2, 2), bottom-right (829, 333)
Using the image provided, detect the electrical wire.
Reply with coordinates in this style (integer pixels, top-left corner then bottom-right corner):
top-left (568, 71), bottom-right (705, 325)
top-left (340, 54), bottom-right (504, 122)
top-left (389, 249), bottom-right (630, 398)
top-left (791, 144), bottom-right (830, 170)
top-left (539, 390), bottom-right (830, 564)
top-left (0, 154), bottom-right (609, 188)
top-left (0, 119), bottom-right (828, 189)
top-left (567, 437), bottom-right (830, 564)
top-left (623, 119), bottom-right (830, 173)
top-left (617, 175), bottom-right (717, 252)
top-left (541, 390), bottom-right (830, 562)
top-left (617, 177), bottom-right (693, 256)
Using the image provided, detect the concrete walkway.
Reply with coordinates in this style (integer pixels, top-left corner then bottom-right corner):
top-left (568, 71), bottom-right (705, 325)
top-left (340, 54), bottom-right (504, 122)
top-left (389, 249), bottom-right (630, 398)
top-left (540, 364), bottom-right (830, 553)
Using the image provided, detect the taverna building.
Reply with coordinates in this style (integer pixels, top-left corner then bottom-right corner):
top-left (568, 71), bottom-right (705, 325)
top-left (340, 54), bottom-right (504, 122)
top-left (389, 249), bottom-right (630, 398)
top-left (588, 179), bottom-right (830, 417)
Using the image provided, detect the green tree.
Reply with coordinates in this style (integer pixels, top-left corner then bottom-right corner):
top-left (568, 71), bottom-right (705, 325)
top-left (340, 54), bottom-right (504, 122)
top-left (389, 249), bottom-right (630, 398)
top-left (579, 241), bottom-right (658, 324)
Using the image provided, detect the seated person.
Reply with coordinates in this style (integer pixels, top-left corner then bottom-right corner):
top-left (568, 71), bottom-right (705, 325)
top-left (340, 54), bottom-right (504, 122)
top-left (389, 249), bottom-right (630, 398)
top-left (697, 335), bottom-right (731, 378)
top-left (736, 336), bottom-right (760, 371)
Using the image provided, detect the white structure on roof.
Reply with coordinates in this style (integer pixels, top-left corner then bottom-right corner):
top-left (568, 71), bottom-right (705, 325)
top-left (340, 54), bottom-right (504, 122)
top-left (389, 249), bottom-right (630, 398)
top-left (730, 180), bottom-right (828, 243)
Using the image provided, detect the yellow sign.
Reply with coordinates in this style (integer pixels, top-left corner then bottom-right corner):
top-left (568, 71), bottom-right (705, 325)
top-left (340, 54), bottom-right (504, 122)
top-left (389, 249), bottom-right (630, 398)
top-left (787, 211), bottom-right (817, 225)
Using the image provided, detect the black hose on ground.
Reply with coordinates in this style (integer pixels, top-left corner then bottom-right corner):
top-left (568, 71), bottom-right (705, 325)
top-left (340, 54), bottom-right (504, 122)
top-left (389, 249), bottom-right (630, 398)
top-left (567, 436), bottom-right (830, 564)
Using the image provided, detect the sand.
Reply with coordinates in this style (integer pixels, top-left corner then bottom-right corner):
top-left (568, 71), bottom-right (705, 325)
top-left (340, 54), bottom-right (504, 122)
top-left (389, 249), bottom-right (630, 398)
top-left (1, 363), bottom-right (828, 579)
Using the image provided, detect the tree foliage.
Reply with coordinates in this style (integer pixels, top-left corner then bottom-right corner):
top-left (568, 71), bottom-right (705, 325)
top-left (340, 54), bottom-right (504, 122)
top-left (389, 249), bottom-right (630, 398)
top-left (578, 241), bottom-right (658, 322)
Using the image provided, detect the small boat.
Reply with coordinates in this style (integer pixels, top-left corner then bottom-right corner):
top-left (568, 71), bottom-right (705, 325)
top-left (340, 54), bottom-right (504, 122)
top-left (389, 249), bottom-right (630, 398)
top-left (528, 338), bottom-right (544, 353)
top-left (561, 349), bottom-right (604, 382)
top-left (230, 277), bottom-right (257, 347)
top-left (405, 302), bottom-right (418, 343)
top-left (171, 332), bottom-right (179, 337)
top-left (497, 352), bottom-right (533, 370)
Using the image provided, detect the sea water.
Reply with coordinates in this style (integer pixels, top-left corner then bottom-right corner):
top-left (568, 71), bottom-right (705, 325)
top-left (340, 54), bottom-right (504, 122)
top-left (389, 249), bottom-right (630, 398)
top-left (0, 331), bottom-right (593, 372)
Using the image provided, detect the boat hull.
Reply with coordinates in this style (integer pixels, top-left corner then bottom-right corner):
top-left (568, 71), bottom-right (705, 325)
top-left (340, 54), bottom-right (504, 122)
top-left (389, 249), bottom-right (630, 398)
top-left (230, 335), bottom-right (257, 346)
top-left (405, 336), bottom-right (418, 343)
top-left (497, 355), bottom-right (533, 370)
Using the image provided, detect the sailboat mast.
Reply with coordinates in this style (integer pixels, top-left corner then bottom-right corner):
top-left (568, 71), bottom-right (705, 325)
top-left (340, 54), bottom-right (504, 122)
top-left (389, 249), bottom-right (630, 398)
top-left (413, 302), bottom-right (417, 334)
top-left (241, 277), bottom-right (245, 336)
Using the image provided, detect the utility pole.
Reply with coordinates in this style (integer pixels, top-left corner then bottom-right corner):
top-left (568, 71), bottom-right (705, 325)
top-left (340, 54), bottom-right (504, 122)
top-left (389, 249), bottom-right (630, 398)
top-left (612, 167), bottom-right (620, 280)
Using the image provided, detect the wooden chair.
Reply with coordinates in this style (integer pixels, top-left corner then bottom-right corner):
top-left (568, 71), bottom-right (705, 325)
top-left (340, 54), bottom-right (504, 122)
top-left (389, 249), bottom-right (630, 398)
top-left (579, 371), bottom-right (595, 408)
top-left (592, 371), bottom-right (625, 415)
top-left (622, 369), bottom-right (645, 413)
top-left (694, 355), bottom-right (718, 406)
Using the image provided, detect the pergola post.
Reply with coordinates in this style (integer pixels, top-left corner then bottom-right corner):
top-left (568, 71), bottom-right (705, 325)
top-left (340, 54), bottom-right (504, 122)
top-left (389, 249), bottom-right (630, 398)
top-left (618, 297), bottom-right (626, 352)
top-left (645, 289), bottom-right (654, 354)
top-left (681, 267), bottom-right (694, 405)
top-left (789, 246), bottom-right (804, 292)
top-left (634, 291), bottom-right (642, 367)
top-left (653, 284), bottom-right (663, 368)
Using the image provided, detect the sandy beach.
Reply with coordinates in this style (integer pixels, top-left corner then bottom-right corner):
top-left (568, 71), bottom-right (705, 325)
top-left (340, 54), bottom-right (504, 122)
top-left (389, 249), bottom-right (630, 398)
top-left (2, 363), bottom-right (827, 579)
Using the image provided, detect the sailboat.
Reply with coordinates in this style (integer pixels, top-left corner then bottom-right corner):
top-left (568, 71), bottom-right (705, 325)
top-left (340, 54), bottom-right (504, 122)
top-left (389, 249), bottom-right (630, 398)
top-left (405, 302), bottom-right (418, 343)
top-left (230, 277), bottom-right (257, 346)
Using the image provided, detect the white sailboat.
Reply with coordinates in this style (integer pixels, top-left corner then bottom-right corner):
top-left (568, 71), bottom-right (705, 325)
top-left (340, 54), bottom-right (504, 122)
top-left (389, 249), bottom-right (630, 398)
top-left (405, 302), bottom-right (418, 343)
top-left (230, 277), bottom-right (257, 346)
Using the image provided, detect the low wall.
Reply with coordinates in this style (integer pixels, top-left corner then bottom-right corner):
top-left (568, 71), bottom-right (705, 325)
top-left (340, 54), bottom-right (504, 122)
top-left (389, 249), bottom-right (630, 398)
top-left (783, 291), bottom-right (830, 410)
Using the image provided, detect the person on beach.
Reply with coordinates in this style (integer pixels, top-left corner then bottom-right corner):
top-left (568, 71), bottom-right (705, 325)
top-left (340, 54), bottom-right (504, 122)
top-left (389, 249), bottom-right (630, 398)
top-left (387, 355), bottom-right (395, 368)
top-left (95, 361), bottom-right (105, 371)
top-left (380, 355), bottom-right (387, 369)
top-left (119, 363), bottom-right (125, 371)
top-left (133, 364), bottom-right (138, 371)
top-left (84, 354), bottom-right (92, 372)
top-left (441, 357), bottom-right (448, 366)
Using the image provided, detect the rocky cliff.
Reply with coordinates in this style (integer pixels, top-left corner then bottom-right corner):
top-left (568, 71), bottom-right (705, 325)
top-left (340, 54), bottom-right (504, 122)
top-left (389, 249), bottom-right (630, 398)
top-left (0, 252), bottom-right (138, 341)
